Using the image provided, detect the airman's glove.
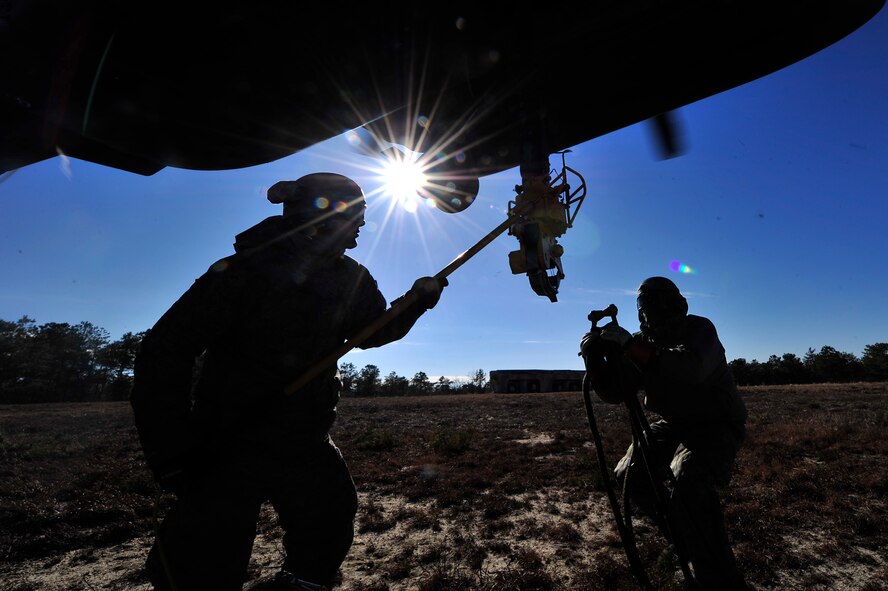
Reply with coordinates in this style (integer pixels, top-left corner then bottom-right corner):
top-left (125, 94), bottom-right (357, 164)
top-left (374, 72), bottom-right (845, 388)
top-left (147, 452), bottom-right (189, 495)
top-left (626, 340), bottom-right (657, 367)
top-left (145, 441), bottom-right (209, 495)
top-left (409, 276), bottom-right (448, 310)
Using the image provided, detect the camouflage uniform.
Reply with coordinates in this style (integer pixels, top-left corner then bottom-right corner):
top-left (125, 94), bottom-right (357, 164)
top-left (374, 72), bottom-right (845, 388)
top-left (132, 214), bottom-right (429, 590)
top-left (614, 313), bottom-right (749, 590)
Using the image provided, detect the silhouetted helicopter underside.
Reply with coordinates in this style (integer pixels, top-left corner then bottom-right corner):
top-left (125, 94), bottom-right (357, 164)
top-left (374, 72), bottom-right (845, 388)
top-left (2, 1), bottom-right (884, 302)
top-left (2, 0), bottom-right (883, 181)
top-left (4, 0), bottom-right (883, 302)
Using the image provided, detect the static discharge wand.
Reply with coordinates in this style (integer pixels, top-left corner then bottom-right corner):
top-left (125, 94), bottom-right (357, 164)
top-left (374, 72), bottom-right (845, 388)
top-left (286, 153), bottom-right (588, 394)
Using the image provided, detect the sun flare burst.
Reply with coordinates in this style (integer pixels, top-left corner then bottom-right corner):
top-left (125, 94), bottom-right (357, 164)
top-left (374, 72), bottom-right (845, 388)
top-left (377, 151), bottom-right (433, 213)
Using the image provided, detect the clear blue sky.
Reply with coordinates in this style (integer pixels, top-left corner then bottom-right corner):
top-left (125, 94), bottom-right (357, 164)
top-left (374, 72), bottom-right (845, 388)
top-left (2, 9), bottom-right (886, 381)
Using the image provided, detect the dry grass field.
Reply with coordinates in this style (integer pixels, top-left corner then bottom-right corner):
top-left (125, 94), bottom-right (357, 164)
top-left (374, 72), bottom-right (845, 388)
top-left (1, 383), bottom-right (886, 590)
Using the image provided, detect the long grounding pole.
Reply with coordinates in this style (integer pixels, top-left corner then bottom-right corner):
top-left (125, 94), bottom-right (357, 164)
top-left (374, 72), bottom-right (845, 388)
top-left (284, 208), bottom-right (526, 395)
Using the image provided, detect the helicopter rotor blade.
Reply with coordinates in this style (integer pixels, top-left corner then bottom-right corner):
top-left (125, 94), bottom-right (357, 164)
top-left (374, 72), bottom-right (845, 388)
top-left (646, 110), bottom-right (687, 160)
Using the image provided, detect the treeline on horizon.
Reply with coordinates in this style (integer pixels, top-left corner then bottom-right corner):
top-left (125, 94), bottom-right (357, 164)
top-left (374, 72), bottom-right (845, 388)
top-left (1, 316), bottom-right (887, 404)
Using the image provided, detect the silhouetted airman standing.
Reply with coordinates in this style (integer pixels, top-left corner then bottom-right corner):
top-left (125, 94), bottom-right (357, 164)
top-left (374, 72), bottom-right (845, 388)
top-left (131, 173), bottom-right (447, 591)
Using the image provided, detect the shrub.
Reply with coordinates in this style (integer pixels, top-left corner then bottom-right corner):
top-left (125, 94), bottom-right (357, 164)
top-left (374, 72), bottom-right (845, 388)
top-left (429, 427), bottom-right (474, 456)
top-left (354, 428), bottom-right (396, 451)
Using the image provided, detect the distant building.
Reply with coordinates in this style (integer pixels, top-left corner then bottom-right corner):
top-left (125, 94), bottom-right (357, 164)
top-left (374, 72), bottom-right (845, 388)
top-left (488, 369), bottom-right (585, 393)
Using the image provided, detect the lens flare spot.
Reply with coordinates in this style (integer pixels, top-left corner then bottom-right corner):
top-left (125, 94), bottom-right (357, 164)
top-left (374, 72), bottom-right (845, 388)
top-left (417, 115), bottom-right (430, 128)
top-left (401, 197), bottom-right (419, 213)
top-left (333, 201), bottom-right (348, 213)
top-left (670, 260), bottom-right (696, 274)
top-left (314, 197), bottom-right (329, 210)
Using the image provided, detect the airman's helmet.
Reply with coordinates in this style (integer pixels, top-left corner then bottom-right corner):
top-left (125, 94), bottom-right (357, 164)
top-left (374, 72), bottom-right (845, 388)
top-left (267, 173), bottom-right (365, 222)
top-left (637, 276), bottom-right (688, 343)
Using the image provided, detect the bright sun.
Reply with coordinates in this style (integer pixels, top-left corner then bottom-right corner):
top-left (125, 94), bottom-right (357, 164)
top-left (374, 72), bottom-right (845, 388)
top-left (378, 152), bottom-right (431, 213)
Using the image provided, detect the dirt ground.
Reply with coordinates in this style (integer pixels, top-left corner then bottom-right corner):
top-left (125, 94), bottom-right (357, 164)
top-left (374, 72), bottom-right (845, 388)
top-left (1, 383), bottom-right (886, 590)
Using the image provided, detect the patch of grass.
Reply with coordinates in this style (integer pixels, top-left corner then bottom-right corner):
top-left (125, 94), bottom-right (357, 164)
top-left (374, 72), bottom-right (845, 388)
top-left (416, 564), bottom-right (475, 591)
top-left (477, 492), bottom-right (527, 520)
top-left (384, 558), bottom-right (413, 581)
top-left (543, 521), bottom-right (582, 544)
top-left (800, 571), bottom-right (834, 590)
top-left (403, 507), bottom-right (442, 532)
top-left (487, 549), bottom-right (556, 590)
top-left (571, 553), bottom-right (642, 591)
top-left (357, 499), bottom-right (398, 533)
top-left (4, 385), bottom-right (888, 590)
top-left (429, 427), bottom-right (474, 456)
top-left (417, 543), bottom-right (446, 565)
top-left (354, 428), bottom-right (396, 452)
